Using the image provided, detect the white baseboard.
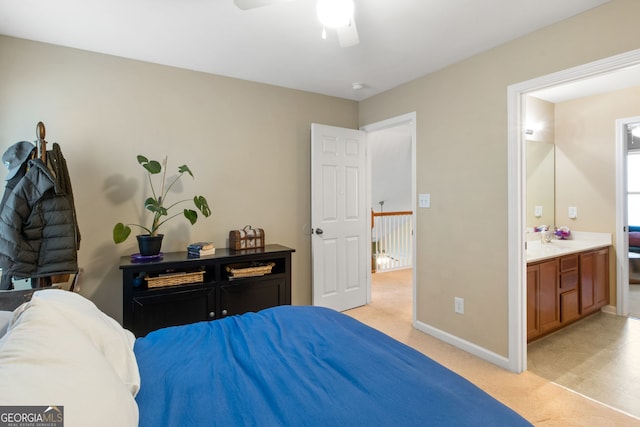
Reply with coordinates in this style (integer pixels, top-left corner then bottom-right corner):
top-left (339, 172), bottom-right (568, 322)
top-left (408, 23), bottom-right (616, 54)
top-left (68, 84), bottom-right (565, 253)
top-left (413, 319), bottom-right (511, 371)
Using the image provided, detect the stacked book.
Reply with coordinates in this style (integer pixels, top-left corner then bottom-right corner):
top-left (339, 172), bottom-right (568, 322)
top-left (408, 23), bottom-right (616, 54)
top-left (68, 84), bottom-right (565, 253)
top-left (187, 241), bottom-right (216, 257)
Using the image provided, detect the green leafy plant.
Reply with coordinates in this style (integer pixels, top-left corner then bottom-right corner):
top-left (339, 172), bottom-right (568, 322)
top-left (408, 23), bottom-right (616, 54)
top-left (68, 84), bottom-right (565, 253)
top-left (113, 155), bottom-right (211, 244)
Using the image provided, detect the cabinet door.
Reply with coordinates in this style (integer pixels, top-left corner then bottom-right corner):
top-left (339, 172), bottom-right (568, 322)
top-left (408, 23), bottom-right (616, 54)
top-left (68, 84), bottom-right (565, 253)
top-left (593, 248), bottom-right (609, 308)
top-left (560, 290), bottom-right (580, 323)
top-left (132, 287), bottom-right (216, 337)
top-left (218, 277), bottom-right (287, 318)
top-left (527, 259), bottom-right (559, 341)
top-left (580, 248), bottom-right (609, 314)
top-left (527, 265), bottom-right (540, 341)
top-left (538, 259), bottom-right (560, 334)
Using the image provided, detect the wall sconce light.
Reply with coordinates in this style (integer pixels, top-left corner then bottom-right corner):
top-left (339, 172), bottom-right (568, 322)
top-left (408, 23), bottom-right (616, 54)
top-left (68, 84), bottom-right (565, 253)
top-left (317, 0), bottom-right (354, 28)
top-left (525, 122), bottom-right (543, 137)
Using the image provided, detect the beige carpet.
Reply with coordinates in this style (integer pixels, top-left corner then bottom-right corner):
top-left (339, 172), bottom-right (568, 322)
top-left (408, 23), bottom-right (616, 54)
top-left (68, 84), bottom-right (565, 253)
top-left (345, 270), bottom-right (640, 427)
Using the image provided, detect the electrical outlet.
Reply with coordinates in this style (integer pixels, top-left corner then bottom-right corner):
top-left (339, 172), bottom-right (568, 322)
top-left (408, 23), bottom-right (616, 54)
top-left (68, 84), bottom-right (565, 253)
top-left (454, 297), bottom-right (464, 314)
top-left (568, 206), bottom-right (577, 219)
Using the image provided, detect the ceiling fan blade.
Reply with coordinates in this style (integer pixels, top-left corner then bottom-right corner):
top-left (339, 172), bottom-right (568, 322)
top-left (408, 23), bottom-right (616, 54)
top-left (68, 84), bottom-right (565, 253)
top-left (233, 0), bottom-right (294, 10)
top-left (337, 18), bottom-right (359, 47)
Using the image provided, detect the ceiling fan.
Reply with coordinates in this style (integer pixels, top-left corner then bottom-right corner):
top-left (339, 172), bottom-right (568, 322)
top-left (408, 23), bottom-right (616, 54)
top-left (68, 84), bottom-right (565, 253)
top-left (233, 0), bottom-right (360, 47)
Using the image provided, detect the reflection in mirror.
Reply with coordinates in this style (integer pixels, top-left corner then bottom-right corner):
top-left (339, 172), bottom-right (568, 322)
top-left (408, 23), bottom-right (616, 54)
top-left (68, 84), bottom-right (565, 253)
top-left (526, 140), bottom-right (554, 230)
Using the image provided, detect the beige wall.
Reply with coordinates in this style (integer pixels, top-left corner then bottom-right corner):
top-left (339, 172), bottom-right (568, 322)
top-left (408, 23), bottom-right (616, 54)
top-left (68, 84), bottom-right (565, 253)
top-left (0, 36), bottom-right (358, 321)
top-left (359, 0), bottom-right (640, 356)
top-left (2, 0), bottom-right (640, 359)
top-left (555, 85), bottom-right (640, 305)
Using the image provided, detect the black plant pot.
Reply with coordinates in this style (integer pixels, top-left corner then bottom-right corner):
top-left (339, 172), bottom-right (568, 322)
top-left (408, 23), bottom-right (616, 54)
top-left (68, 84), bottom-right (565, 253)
top-left (136, 234), bottom-right (164, 256)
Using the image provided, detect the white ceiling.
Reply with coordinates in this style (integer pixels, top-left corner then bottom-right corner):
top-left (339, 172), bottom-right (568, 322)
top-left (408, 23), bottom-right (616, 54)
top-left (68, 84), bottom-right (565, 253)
top-left (531, 63), bottom-right (640, 103)
top-left (0, 0), bottom-right (611, 101)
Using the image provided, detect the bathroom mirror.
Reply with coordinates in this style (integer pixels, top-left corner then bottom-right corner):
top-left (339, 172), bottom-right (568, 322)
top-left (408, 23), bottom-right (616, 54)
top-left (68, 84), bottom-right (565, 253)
top-left (526, 139), bottom-right (555, 230)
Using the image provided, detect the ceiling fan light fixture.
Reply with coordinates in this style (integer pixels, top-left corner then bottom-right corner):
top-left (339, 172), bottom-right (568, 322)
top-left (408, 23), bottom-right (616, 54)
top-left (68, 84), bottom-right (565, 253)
top-left (317, 0), bottom-right (354, 28)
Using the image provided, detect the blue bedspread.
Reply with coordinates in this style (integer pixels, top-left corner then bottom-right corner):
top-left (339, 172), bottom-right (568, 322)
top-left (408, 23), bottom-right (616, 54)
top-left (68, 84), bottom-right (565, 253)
top-left (134, 306), bottom-right (531, 426)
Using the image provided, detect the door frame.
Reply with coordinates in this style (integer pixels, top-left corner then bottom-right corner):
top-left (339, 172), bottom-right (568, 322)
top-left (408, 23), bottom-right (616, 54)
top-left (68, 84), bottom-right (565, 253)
top-left (361, 112), bottom-right (417, 324)
top-left (507, 49), bottom-right (640, 373)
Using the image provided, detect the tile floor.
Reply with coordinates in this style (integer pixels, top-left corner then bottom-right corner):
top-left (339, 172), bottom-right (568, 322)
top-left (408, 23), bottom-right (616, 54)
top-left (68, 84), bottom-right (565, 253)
top-left (528, 311), bottom-right (640, 419)
top-left (630, 284), bottom-right (640, 318)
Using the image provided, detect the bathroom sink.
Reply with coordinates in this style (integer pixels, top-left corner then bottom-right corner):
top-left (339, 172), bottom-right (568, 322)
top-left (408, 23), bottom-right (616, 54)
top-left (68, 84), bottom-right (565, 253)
top-left (526, 232), bottom-right (612, 263)
top-left (526, 241), bottom-right (564, 260)
top-left (526, 238), bottom-right (611, 262)
top-left (546, 240), bottom-right (583, 249)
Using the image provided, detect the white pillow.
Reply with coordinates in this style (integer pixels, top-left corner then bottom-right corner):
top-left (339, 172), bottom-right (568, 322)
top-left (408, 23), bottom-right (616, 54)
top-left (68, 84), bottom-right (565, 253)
top-left (0, 300), bottom-right (139, 427)
top-left (21, 289), bottom-right (140, 396)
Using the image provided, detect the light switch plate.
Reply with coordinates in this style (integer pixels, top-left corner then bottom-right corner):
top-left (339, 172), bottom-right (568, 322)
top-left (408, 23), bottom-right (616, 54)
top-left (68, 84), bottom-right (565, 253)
top-left (534, 205), bottom-right (543, 217)
top-left (419, 193), bottom-right (430, 208)
top-left (568, 206), bottom-right (577, 219)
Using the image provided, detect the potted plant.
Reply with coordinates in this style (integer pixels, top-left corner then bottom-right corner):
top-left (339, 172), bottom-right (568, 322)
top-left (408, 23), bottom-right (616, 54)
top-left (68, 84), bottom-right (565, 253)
top-left (113, 155), bottom-right (211, 256)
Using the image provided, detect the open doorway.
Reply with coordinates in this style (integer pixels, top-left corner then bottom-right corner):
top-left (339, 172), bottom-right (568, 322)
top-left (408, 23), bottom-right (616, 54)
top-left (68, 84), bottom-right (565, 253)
top-left (310, 114), bottom-right (416, 314)
top-left (508, 48), bottom-right (640, 373)
top-left (508, 49), bottom-right (640, 415)
top-left (362, 113), bottom-right (417, 324)
top-left (620, 118), bottom-right (640, 318)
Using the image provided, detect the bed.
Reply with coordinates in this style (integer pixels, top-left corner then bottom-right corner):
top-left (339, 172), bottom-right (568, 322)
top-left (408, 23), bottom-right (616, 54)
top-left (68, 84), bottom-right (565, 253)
top-left (0, 290), bottom-right (531, 426)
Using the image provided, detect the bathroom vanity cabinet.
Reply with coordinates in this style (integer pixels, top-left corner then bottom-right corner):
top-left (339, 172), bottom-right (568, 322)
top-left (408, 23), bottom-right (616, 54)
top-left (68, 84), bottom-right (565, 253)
top-left (527, 246), bottom-right (609, 342)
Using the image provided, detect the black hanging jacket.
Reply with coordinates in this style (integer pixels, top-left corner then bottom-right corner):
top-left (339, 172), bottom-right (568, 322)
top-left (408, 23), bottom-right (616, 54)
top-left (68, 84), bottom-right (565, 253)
top-left (0, 143), bottom-right (80, 288)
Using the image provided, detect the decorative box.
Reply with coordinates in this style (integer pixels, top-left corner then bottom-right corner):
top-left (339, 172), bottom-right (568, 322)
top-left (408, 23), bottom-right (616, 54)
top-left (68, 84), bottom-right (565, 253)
top-left (229, 226), bottom-right (265, 250)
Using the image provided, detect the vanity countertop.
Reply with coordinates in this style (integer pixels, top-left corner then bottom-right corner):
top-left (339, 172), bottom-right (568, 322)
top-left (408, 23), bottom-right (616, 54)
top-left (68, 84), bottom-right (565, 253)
top-left (526, 231), bottom-right (612, 263)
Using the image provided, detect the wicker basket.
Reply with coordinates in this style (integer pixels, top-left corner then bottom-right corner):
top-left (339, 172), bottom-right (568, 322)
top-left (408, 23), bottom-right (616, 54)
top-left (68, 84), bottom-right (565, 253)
top-left (146, 271), bottom-right (204, 288)
top-left (226, 262), bottom-right (275, 279)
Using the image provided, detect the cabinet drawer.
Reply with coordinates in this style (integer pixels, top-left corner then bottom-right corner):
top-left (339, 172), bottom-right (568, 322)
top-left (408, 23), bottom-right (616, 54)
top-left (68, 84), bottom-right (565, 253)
top-left (560, 255), bottom-right (578, 272)
top-left (560, 271), bottom-right (578, 291)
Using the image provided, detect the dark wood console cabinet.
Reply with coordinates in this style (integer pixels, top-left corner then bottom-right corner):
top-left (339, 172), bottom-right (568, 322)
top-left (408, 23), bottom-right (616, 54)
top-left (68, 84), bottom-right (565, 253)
top-left (120, 244), bottom-right (294, 337)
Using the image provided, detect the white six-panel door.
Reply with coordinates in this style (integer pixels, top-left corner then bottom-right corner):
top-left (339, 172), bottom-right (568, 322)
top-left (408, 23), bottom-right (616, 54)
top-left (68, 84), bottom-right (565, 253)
top-left (311, 123), bottom-right (368, 311)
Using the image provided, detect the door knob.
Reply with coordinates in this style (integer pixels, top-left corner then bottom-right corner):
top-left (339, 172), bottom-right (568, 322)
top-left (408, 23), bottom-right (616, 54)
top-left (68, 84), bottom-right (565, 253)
top-left (314, 228), bottom-right (324, 235)
top-left (208, 311), bottom-right (215, 318)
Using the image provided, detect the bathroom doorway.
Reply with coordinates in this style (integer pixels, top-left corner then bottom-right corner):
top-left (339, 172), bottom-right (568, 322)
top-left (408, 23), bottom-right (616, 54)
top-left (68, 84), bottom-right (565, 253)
top-left (508, 49), bottom-right (640, 413)
top-left (507, 48), bottom-right (640, 373)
